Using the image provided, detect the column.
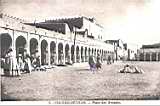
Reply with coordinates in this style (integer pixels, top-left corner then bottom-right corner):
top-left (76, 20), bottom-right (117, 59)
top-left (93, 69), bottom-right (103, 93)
top-left (38, 37), bottom-right (42, 65)
top-left (12, 30), bottom-right (16, 75)
top-left (26, 33), bottom-right (30, 55)
top-left (156, 52), bottom-right (159, 61)
top-left (144, 53), bottom-right (146, 61)
top-left (150, 53), bottom-right (152, 61)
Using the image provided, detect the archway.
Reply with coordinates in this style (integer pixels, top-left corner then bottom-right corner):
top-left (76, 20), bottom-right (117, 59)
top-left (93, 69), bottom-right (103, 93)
top-left (92, 48), bottom-right (94, 55)
top-left (97, 50), bottom-right (99, 56)
top-left (30, 38), bottom-right (38, 62)
top-left (152, 53), bottom-right (156, 61)
top-left (85, 47), bottom-right (87, 62)
top-left (50, 41), bottom-right (56, 65)
top-left (58, 43), bottom-right (64, 64)
top-left (81, 46), bottom-right (84, 62)
top-left (41, 40), bottom-right (48, 65)
top-left (0, 33), bottom-right (12, 58)
top-left (94, 49), bottom-right (96, 57)
top-left (71, 45), bottom-right (74, 63)
top-left (139, 53), bottom-right (144, 61)
top-left (88, 48), bottom-right (91, 57)
top-left (102, 50), bottom-right (104, 61)
top-left (16, 36), bottom-right (27, 59)
top-left (158, 53), bottom-right (160, 61)
top-left (146, 53), bottom-right (150, 61)
top-left (76, 46), bottom-right (80, 62)
top-left (104, 51), bottom-right (107, 61)
top-left (65, 44), bottom-right (70, 64)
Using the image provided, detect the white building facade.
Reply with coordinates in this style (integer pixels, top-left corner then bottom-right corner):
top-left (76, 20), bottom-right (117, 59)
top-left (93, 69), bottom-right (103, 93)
top-left (0, 14), bottom-right (115, 74)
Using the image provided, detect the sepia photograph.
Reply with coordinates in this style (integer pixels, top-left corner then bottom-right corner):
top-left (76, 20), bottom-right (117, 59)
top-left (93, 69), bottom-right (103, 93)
top-left (0, 0), bottom-right (160, 105)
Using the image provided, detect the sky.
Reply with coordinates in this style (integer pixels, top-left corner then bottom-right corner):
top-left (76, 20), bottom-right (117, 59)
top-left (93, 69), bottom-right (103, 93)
top-left (1, 0), bottom-right (160, 47)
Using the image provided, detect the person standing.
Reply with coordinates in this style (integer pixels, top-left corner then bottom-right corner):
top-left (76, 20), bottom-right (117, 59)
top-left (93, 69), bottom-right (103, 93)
top-left (96, 54), bottom-right (102, 70)
top-left (17, 54), bottom-right (24, 74)
top-left (24, 54), bottom-right (33, 73)
top-left (14, 56), bottom-right (21, 76)
top-left (107, 56), bottom-right (111, 65)
top-left (88, 55), bottom-right (96, 73)
top-left (4, 48), bottom-right (13, 76)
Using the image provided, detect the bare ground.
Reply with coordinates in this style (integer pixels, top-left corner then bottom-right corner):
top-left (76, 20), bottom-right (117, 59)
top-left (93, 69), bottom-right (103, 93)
top-left (1, 61), bottom-right (160, 101)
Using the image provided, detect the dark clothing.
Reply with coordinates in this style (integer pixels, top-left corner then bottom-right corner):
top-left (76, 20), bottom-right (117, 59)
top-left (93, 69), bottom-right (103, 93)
top-left (96, 55), bottom-right (101, 69)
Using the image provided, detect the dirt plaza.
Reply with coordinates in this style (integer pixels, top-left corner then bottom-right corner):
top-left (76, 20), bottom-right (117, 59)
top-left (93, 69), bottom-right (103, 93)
top-left (1, 61), bottom-right (160, 101)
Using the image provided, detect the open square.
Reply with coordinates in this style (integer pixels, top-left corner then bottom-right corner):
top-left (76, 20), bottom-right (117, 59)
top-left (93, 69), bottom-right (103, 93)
top-left (1, 61), bottom-right (160, 100)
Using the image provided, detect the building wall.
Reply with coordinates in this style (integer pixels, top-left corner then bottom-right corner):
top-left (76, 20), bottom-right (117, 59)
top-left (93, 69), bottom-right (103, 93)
top-left (82, 18), bottom-right (103, 40)
top-left (0, 14), bottom-right (115, 74)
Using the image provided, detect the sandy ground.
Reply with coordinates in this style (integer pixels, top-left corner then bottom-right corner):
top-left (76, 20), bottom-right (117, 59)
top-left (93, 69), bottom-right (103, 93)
top-left (1, 61), bottom-right (160, 101)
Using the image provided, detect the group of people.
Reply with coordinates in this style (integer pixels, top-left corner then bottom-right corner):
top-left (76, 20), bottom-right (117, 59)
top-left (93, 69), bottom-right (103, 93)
top-left (1, 48), bottom-right (41, 77)
top-left (88, 54), bottom-right (114, 73)
top-left (88, 54), bottom-right (102, 73)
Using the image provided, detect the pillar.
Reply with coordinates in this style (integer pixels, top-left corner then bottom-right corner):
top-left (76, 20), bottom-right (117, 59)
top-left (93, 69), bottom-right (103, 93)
top-left (156, 52), bottom-right (159, 61)
top-left (12, 30), bottom-right (16, 75)
top-left (150, 53), bottom-right (152, 61)
top-left (38, 36), bottom-right (42, 65)
top-left (144, 53), bottom-right (146, 61)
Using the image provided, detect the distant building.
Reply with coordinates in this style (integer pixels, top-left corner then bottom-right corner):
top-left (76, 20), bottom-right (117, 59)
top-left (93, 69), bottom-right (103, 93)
top-left (105, 39), bottom-right (138, 61)
top-left (137, 43), bottom-right (160, 61)
top-left (105, 39), bottom-right (125, 60)
top-left (126, 43), bottom-right (138, 61)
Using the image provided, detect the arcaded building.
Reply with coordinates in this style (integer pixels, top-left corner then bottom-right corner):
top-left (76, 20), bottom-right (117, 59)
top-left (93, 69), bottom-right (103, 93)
top-left (0, 13), bottom-right (114, 70)
top-left (138, 43), bottom-right (160, 61)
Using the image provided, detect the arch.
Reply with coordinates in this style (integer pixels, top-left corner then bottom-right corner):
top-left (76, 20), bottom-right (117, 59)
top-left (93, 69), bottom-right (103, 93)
top-left (81, 46), bottom-right (84, 62)
top-left (30, 38), bottom-right (38, 60)
top-left (104, 51), bottom-right (107, 61)
top-left (94, 49), bottom-right (96, 57)
top-left (92, 48), bottom-right (94, 55)
top-left (65, 44), bottom-right (70, 64)
top-left (41, 39), bottom-right (48, 65)
top-left (88, 48), bottom-right (91, 56)
top-left (99, 49), bottom-right (101, 56)
top-left (97, 49), bottom-right (99, 55)
top-left (102, 50), bottom-right (104, 61)
top-left (16, 36), bottom-right (27, 59)
top-left (139, 53), bottom-right (144, 61)
top-left (0, 33), bottom-right (12, 58)
top-left (146, 53), bottom-right (150, 61)
top-left (152, 53), bottom-right (156, 61)
top-left (158, 53), bottom-right (160, 61)
top-left (50, 41), bottom-right (56, 64)
top-left (58, 43), bottom-right (64, 64)
top-left (71, 45), bottom-right (74, 63)
top-left (76, 46), bottom-right (80, 62)
top-left (85, 47), bottom-right (88, 62)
